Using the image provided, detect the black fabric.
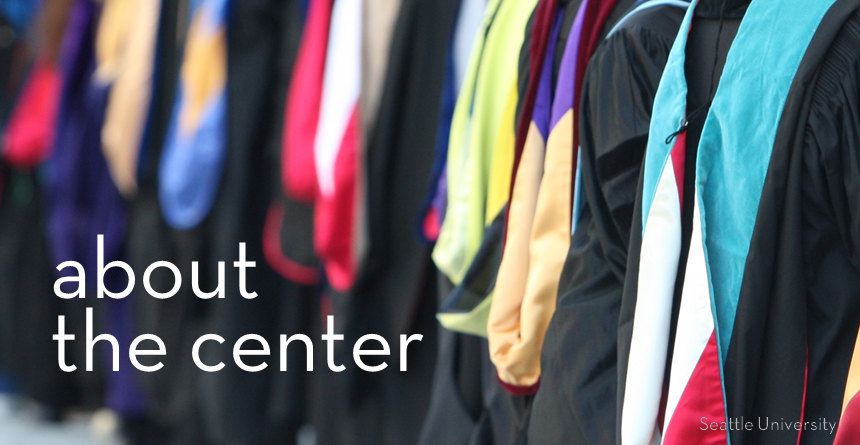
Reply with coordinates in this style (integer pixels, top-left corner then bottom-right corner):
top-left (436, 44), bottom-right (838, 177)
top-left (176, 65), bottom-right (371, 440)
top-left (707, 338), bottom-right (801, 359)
top-left (418, 275), bottom-right (483, 445)
top-left (476, 339), bottom-right (530, 445)
top-left (530, 4), bottom-right (686, 445)
top-left (694, 0), bottom-right (750, 19)
top-left (277, 192), bottom-right (318, 270)
top-left (553, 0), bottom-right (580, 90)
top-left (597, 0), bottom-right (639, 42)
top-left (516, 8), bottom-right (536, 131)
top-left (263, 2), bottom-right (315, 442)
top-left (195, 1), bottom-right (309, 444)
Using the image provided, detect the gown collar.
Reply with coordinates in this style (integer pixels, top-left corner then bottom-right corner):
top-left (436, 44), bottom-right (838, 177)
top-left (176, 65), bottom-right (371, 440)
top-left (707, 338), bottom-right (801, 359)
top-left (694, 0), bottom-right (750, 19)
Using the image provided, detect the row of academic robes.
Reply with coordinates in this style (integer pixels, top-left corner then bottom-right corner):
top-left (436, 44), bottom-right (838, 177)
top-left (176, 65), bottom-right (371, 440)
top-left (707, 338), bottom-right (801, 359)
top-left (417, 0), bottom-right (635, 444)
top-left (428, 2), bottom-right (672, 443)
top-left (504, 0), bottom-right (860, 443)
top-left (0, 0), bottom-right (315, 443)
top-left (129, 0), bottom-right (465, 443)
top-left (12, 0), bottom-right (860, 444)
top-left (0, 0), bottom-right (464, 443)
top-left (126, 0), bottom-right (860, 443)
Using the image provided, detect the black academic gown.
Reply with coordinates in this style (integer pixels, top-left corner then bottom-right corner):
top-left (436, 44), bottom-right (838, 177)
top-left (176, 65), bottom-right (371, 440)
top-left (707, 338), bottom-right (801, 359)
top-left (196, 1), bottom-right (311, 445)
top-left (527, 2), bottom-right (684, 445)
top-left (617, 1), bottom-right (860, 444)
top-left (321, 1), bottom-right (457, 444)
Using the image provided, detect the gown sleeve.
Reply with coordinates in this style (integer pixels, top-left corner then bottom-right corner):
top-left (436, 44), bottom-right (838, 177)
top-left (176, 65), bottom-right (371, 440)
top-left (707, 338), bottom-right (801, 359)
top-left (803, 13), bottom-right (860, 440)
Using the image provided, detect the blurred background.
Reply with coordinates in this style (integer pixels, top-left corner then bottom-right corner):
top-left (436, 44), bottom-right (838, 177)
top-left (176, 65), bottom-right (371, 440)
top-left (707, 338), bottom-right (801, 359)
top-left (0, 0), bottom-right (478, 443)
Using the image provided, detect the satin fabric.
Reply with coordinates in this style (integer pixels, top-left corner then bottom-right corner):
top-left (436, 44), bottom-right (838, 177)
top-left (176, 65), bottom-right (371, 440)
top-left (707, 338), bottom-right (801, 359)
top-left (488, 7), bottom-right (566, 389)
top-left (434, 84), bottom-right (518, 337)
top-left (507, 0), bottom-right (560, 207)
top-left (834, 393), bottom-right (860, 444)
top-left (844, 333), bottom-right (860, 415)
top-left (434, 0), bottom-right (539, 337)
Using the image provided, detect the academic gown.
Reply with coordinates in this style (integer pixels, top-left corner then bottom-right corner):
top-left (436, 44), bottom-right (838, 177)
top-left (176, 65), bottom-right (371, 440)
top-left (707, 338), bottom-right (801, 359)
top-left (324, 1), bottom-right (458, 444)
top-left (528, 2), bottom-right (687, 444)
top-left (419, 1), bottom-right (545, 444)
top-left (197, 1), bottom-right (312, 445)
top-left (418, 2), bottom-right (547, 441)
top-left (617, 0), bottom-right (860, 444)
top-left (261, 2), bottom-right (321, 439)
top-left (416, 1), bottom-right (494, 443)
top-left (131, 1), bottom-right (311, 444)
top-left (264, 4), bottom-right (326, 440)
top-left (127, 1), bottom-right (215, 443)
